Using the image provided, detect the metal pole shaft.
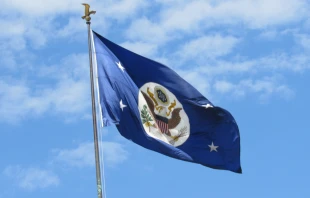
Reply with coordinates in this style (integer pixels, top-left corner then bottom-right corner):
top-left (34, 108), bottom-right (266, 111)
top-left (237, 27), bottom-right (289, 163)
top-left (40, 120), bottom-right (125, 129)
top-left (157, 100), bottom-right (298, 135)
top-left (86, 21), bottom-right (103, 198)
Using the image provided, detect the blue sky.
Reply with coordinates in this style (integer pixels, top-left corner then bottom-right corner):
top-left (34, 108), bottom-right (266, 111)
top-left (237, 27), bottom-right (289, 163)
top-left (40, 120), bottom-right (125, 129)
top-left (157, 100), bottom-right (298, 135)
top-left (1, 0), bottom-right (310, 197)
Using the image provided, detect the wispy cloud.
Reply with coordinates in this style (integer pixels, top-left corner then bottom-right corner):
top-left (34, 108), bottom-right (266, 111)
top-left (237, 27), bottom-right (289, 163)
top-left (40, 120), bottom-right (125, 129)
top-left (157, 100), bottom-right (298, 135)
top-left (121, 41), bottom-right (159, 57)
top-left (3, 166), bottom-right (59, 191)
top-left (213, 77), bottom-right (294, 101)
top-left (195, 53), bottom-right (310, 76)
top-left (0, 54), bottom-right (90, 124)
top-left (52, 141), bottom-right (128, 168)
top-left (157, 0), bottom-right (309, 30)
top-left (125, 0), bottom-right (309, 46)
top-left (295, 33), bottom-right (310, 51)
top-left (2, 0), bottom-right (148, 18)
top-left (176, 34), bottom-right (240, 61)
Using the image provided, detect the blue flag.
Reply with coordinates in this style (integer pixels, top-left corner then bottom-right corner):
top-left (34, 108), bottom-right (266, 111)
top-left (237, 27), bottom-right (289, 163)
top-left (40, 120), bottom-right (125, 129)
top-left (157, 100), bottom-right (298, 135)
top-left (92, 30), bottom-right (241, 173)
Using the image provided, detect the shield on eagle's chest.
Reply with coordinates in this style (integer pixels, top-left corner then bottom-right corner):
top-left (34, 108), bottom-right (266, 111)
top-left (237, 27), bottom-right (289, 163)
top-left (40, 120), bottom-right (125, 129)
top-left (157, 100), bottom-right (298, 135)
top-left (154, 114), bottom-right (170, 135)
top-left (138, 82), bottom-right (190, 147)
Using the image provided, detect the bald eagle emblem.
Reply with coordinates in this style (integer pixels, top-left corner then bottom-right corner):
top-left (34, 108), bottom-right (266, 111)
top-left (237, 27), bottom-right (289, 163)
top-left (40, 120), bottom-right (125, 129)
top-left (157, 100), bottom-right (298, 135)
top-left (138, 83), bottom-right (190, 147)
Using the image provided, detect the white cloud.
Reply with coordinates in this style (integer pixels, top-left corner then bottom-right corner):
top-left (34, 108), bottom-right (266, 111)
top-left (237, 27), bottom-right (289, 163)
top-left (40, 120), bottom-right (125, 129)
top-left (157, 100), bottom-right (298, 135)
top-left (121, 41), bottom-right (158, 57)
top-left (53, 141), bottom-right (128, 168)
top-left (159, 0), bottom-right (309, 30)
top-left (56, 17), bottom-right (90, 38)
top-left (103, 0), bottom-right (148, 21)
top-left (2, 0), bottom-right (82, 16)
top-left (295, 33), bottom-right (310, 51)
top-left (0, 54), bottom-right (90, 123)
top-left (257, 53), bottom-right (310, 72)
top-left (0, 19), bottom-right (26, 37)
top-left (25, 28), bottom-right (47, 48)
top-left (126, 18), bottom-right (169, 44)
top-left (177, 34), bottom-right (240, 61)
top-left (159, 1), bottom-right (210, 32)
top-left (213, 77), bottom-right (294, 101)
top-left (55, 0), bottom-right (149, 39)
top-left (196, 52), bottom-right (310, 77)
top-left (47, 79), bottom-right (90, 114)
top-left (0, 0), bottom-right (149, 52)
top-left (174, 67), bottom-right (295, 102)
top-left (176, 70), bottom-right (212, 99)
top-left (101, 142), bottom-right (129, 165)
top-left (173, 51), bottom-right (303, 101)
top-left (0, 17), bottom-right (54, 70)
top-left (214, 80), bottom-right (235, 94)
top-left (0, 80), bottom-right (47, 122)
top-left (124, 0), bottom-right (309, 47)
top-left (304, 18), bottom-right (310, 30)
top-left (1, 0), bottom-right (144, 21)
top-left (258, 30), bottom-right (279, 40)
top-left (154, 0), bottom-right (187, 5)
top-left (3, 166), bottom-right (59, 191)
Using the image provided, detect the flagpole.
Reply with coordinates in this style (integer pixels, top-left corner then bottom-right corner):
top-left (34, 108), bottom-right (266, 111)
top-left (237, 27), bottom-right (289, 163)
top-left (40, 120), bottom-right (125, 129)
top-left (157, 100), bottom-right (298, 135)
top-left (82, 4), bottom-right (102, 198)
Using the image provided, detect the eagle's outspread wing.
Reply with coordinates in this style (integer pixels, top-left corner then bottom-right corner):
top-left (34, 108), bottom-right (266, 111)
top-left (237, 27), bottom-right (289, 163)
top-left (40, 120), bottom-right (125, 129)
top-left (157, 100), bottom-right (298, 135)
top-left (141, 91), bottom-right (155, 118)
top-left (168, 108), bottom-right (182, 129)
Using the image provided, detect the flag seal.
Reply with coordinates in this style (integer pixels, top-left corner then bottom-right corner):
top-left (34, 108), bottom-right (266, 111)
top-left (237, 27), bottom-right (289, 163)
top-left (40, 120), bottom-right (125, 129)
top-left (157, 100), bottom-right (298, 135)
top-left (138, 82), bottom-right (190, 147)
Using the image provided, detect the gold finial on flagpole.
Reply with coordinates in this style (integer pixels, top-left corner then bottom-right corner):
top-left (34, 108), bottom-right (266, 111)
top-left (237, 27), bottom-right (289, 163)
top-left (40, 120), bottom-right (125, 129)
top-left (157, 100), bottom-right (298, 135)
top-left (82, 3), bottom-right (96, 23)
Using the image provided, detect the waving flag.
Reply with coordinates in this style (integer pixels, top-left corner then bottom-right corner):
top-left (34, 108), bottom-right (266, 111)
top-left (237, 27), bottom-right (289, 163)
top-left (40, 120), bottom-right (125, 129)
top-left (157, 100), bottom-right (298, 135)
top-left (91, 30), bottom-right (242, 173)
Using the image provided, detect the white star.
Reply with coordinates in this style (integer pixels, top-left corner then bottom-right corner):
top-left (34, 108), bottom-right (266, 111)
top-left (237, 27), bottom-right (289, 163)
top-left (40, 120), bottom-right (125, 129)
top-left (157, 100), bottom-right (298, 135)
top-left (120, 99), bottom-right (127, 111)
top-left (208, 142), bottom-right (219, 152)
top-left (116, 61), bottom-right (125, 72)
top-left (202, 104), bottom-right (213, 108)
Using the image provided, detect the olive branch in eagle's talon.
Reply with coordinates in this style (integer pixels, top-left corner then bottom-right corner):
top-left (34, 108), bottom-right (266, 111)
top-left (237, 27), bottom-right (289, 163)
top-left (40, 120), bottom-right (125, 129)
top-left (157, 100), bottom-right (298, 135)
top-left (141, 105), bottom-right (153, 132)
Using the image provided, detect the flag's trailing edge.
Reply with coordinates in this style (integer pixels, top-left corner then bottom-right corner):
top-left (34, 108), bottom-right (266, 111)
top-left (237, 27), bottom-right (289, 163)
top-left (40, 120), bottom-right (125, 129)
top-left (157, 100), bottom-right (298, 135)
top-left (91, 30), bottom-right (242, 174)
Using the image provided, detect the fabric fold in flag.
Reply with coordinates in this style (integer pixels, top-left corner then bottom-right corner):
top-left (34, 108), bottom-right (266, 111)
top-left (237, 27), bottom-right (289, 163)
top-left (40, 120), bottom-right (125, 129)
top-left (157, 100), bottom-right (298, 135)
top-left (91, 30), bottom-right (242, 173)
